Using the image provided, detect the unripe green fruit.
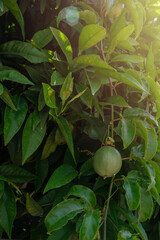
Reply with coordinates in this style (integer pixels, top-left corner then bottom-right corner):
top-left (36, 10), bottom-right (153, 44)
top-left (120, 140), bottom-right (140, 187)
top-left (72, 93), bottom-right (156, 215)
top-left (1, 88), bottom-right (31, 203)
top-left (93, 146), bottom-right (122, 178)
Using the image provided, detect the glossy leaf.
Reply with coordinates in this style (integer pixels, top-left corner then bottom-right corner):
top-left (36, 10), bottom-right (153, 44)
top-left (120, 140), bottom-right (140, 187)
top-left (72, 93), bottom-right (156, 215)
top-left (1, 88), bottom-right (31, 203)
top-left (45, 198), bottom-right (85, 232)
top-left (44, 164), bottom-right (78, 193)
top-left (60, 72), bottom-right (73, 106)
top-left (57, 6), bottom-right (79, 27)
top-left (22, 112), bottom-right (46, 164)
top-left (149, 161), bottom-right (160, 193)
top-left (79, 210), bottom-right (101, 240)
top-left (0, 165), bottom-right (36, 183)
top-left (111, 54), bottom-right (144, 63)
top-left (79, 24), bottom-right (106, 54)
top-left (121, 118), bottom-right (136, 149)
top-left (50, 27), bottom-right (72, 63)
top-left (136, 120), bottom-right (157, 161)
top-left (2, 0), bottom-right (25, 39)
top-left (31, 28), bottom-right (53, 48)
top-left (123, 177), bottom-right (140, 210)
top-left (65, 185), bottom-right (96, 208)
top-left (72, 55), bottom-right (114, 71)
top-left (42, 83), bottom-right (56, 108)
top-left (55, 116), bottom-right (75, 160)
top-left (26, 193), bottom-right (44, 216)
top-left (4, 95), bottom-right (28, 145)
top-left (0, 40), bottom-right (48, 63)
top-left (0, 184), bottom-right (16, 238)
top-left (138, 188), bottom-right (153, 222)
top-left (0, 69), bottom-right (33, 85)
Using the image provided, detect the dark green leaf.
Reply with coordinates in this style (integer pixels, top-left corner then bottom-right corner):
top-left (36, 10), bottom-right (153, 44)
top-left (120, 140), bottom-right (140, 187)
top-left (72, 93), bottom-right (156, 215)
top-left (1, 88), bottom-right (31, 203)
top-left (0, 83), bottom-right (3, 95)
top-left (60, 72), bottom-right (73, 106)
top-left (31, 28), bottom-right (53, 48)
top-left (76, 84), bottom-right (92, 108)
top-left (105, 95), bottom-right (131, 108)
top-left (65, 185), bottom-right (96, 208)
top-left (138, 188), bottom-right (153, 222)
top-left (44, 164), bottom-right (78, 193)
top-left (45, 198), bottom-right (85, 232)
top-left (55, 116), bottom-right (75, 161)
top-left (0, 69), bottom-right (33, 85)
top-left (136, 120), bottom-right (157, 161)
top-left (51, 71), bottom-right (65, 86)
top-left (2, 0), bottom-right (25, 39)
top-left (79, 210), bottom-right (101, 240)
top-left (0, 86), bottom-right (16, 110)
top-left (22, 112), bottom-right (46, 164)
top-left (0, 40), bottom-right (48, 63)
top-left (121, 118), bottom-right (136, 149)
top-left (0, 184), bottom-right (16, 238)
top-left (123, 177), bottom-right (140, 211)
top-left (41, 130), bottom-right (57, 160)
top-left (4, 95), bottom-right (28, 145)
top-left (47, 223), bottom-right (74, 240)
top-left (26, 193), bottom-right (44, 216)
top-left (0, 165), bottom-right (36, 183)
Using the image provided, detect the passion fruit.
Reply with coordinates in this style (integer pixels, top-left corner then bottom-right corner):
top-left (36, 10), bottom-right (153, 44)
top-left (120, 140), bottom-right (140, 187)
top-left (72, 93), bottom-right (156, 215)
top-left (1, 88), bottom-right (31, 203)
top-left (93, 146), bottom-right (122, 178)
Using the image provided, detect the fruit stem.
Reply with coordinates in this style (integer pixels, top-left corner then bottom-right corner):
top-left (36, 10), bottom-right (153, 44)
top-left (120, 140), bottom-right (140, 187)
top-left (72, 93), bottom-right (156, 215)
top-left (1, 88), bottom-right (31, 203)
top-left (103, 176), bottom-right (114, 240)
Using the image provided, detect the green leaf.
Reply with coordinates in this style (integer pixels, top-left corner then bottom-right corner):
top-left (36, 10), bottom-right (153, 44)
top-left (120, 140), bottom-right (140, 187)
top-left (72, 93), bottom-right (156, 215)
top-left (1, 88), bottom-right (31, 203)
top-left (65, 185), bottom-right (96, 208)
top-left (55, 116), bottom-right (75, 161)
top-left (105, 95), bottom-right (131, 108)
top-left (119, 208), bottom-right (148, 240)
top-left (42, 83), bottom-right (56, 108)
top-left (136, 120), bottom-right (157, 161)
top-left (79, 210), bottom-right (101, 240)
top-left (60, 72), bottom-right (73, 106)
top-left (0, 86), bottom-right (16, 110)
top-left (79, 24), bottom-right (106, 54)
top-left (123, 108), bottom-right (158, 127)
top-left (41, 130), bottom-right (57, 160)
top-left (123, 177), bottom-right (140, 211)
top-left (0, 69), bottom-right (33, 85)
top-left (57, 6), bottom-right (79, 27)
top-left (2, 0), bottom-right (25, 39)
top-left (0, 184), bottom-right (16, 238)
top-left (76, 84), bottom-right (92, 109)
top-left (22, 112), bottom-right (46, 164)
top-left (44, 164), bottom-right (78, 193)
top-left (31, 28), bottom-right (53, 48)
top-left (0, 83), bottom-right (3, 95)
top-left (146, 43), bottom-right (156, 80)
top-left (4, 95), bottom-right (28, 145)
top-left (72, 55), bottom-right (114, 71)
top-left (0, 165), bottom-right (36, 183)
top-left (121, 118), bottom-right (136, 149)
top-left (47, 223), bottom-right (74, 240)
top-left (51, 71), bottom-right (65, 86)
top-left (138, 188), bottom-right (153, 222)
top-left (144, 162), bottom-right (156, 191)
top-left (0, 181), bottom-right (4, 199)
top-left (45, 198), bottom-right (85, 232)
top-left (79, 10), bottom-right (97, 24)
top-left (111, 54), bottom-right (144, 63)
top-left (149, 161), bottom-right (160, 193)
top-left (50, 27), bottom-right (72, 63)
top-left (0, 40), bottom-right (48, 63)
top-left (26, 193), bottom-right (44, 216)
top-left (105, 71), bottom-right (146, 92)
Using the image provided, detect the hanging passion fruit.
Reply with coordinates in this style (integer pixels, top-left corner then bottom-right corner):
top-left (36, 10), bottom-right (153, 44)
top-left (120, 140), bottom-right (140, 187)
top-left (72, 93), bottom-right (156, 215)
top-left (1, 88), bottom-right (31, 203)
top-left (93, 146), bottom-right (122, 178)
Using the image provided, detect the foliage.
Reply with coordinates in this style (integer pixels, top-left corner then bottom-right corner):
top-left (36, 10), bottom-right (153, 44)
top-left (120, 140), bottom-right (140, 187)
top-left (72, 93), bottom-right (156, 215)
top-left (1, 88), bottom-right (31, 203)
top-left (0, 0), bottom-right (160, 239)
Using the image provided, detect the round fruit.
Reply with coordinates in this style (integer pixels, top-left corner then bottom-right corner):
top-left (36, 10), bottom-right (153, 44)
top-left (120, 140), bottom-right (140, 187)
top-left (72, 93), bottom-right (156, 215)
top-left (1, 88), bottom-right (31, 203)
top-left (93, 146), bottom-right (122, 178)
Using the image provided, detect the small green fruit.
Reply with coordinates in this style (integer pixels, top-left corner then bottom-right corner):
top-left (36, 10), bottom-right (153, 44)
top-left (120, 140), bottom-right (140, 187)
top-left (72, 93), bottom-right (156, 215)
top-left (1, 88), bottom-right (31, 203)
top-left (93, 146), bottom-right (122, 178)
